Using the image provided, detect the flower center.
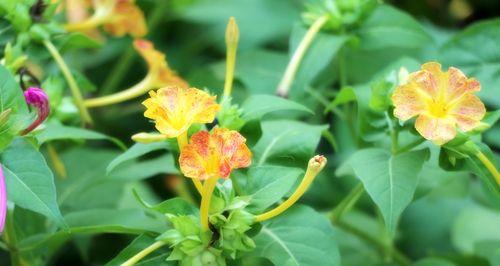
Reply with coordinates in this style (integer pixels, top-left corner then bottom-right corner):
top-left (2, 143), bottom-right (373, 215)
top-left (428, 100), bottom-right (448, 118)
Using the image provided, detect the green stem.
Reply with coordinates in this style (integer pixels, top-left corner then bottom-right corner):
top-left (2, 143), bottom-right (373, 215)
top-left (43, 39), bottom-right (92, 125)
top-left (396, 138), bottom-right (425, 154)
top-left (276, 15), bottom-right (328, 97)
top-left (100, 0), bottom-right (170, 95)
top-left (121, 241), bottom-right (166, 266)
top-left (3, 210), bottom-right (23, 266)
top-left (385, 112), bottom-right (398, 154)
top-left (330, 183), bottom-right (364, 223)
top-left (333, 219), bottom-right (411, 266)
top-left (475, 149), bottom-right (500, 186)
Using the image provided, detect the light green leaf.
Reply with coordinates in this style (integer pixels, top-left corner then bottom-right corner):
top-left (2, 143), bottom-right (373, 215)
top-left (346, 148), bottom-right (429, 234)
top-left (107, 142), bottom-right (170, 174)
top-left (357, 5), bottom-right (432, 49)
top-left (452, 206), bottom-right (500, 253)
top-left (108, 154), bottom-right (178, 181)
top-left (233, 165), bottom-right (303, 213)
top-left (1, 138), bottom-right (65, 226)
top-left (241, 94), bottom-right (313, 121)
top-left (250, 205), bottom-right (340, 266)
top-left (474, 240), bottom-right (500, 266)
top-left (252, 120), bottom-right (328, 167)
top-left (439, 19), bottom-right (500, 107)
top-left (36, 124), bottom-right (125, 149)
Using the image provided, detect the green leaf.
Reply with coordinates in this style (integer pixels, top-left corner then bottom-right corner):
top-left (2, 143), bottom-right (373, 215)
top-left (324, 86), bottom-right (356, 113)
top-left (250, 205), bottom-right (340, 266)
top-left (1, 138), bottom-right (65, 226)
top-left (357, 5), bottom-right (432, 49)
top-left (133, 194), bottom-right (198, 216)
top-left (439, 19), bottom-right (500, 107)
top-left (290, 25), bottom-right (347, 93)
top-left (241, 95), bottom-right (313, 121)
top-left (414, 258), bottom-right (456, 266)
top-left (108, 154), bottom-right (179, 181)
top-left (106, 234), bottom-right (172, 266)
top-left (474, 240), bottom-right (500, 266)
top-left (345, 148), bottom-right (429, 234)
top-left (452, 206), bottom-right (500, 253)
top-left (53, 32), bottom-right (102, 52)
top-left (252, 120), bottom-right (328, 167)
top-left (107, 142), bottom-right (170, 174)
top-left (36, 123), bottom-right (125, 149)
top-left (18, 208), bottom-right (167, 251)
top-left (233, 166), bottom-right (303, 213)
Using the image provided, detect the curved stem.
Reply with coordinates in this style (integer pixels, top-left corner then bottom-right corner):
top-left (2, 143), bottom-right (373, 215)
top-left (254, 156), bottom-right (326, 222)
top-left (64, 15), bottom-right (106, 32)
top-left (120, 241), bottom-right (166, 266)
top-left (47, 144), bottom-right (67, 179)
top-left (475, 150), bottom-right (500, 186)
top-left (43, 40), bottom-right (92, 124)
top-left (84, 74), bottom-right (154, 107)
top-left (276, 15), bottom-right (328, 97)
top-left (200, 177), bottom-right (218, 231)
top-left (177, 131), bottom-right (203, 194)
top-left (330, 183), bottom-right (364, 223)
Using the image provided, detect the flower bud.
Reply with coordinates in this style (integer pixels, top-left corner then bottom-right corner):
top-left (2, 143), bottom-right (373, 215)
top-left (21, 87), bottom-right (50, 135)
top-left (131, 132), bottom-right (167, 143)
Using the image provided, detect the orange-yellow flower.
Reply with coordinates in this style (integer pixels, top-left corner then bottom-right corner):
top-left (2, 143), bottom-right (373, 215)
top-left (133, 39), bottom-right (189, 89)
top-left (179, 128), bottom-right (252, 180)
top-left (64, 0), bottom-right (147, 38)
top-left (143, 87), bottom-right (220, 138)
top-left (392, 62), bottom-right (486, 145)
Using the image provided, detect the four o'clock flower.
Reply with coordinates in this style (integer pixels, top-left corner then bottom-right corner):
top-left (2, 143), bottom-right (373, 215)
top-left (84, 39), bottom-right (189, 107)
top-left (0, 164), bottom-right (6, 233)
top-left (21, 87), bottom-right (50, 135)
top-left (64, 0), bottom-right (147, 38)
top-left (391, 62), bottom-right (486, 145)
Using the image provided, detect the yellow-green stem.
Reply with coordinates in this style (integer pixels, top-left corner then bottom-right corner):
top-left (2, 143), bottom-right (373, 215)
top-left (177, 131), bottom-right (203, 194)
top-left (223, 17), bottom-right (239, 100)
top-left (255, 156), bottom-right (326, 222)
top-left (120, 241), bottom-right (166, 266)
top-left (84, 74), bottom-right (154, 108)
top-left (276, 15), bottom-right (328, 97)
top-left (200, 177), bottom-right (218, 231)
top-left (64, 15), bottom-right (105, 32)
top-left (47, 144), bottom-right (67, 179)
top-left (476, 151), bottom-right (500, 186)
top-left (43, 40), bottom-right (92, 124)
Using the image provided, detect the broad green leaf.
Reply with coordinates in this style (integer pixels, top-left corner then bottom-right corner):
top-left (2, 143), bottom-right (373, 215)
top-left (236, 49), bottom-right (288, 94)
top-left (233, 165), bottom-right (303, 213)
top-left (133, 195), bottom-right (198, 216)
top-left (439, 19), bottom-right (500, 107)
top-left (0, 64), bottom-right (29, 150)
top-left (357, 5), bottom-right (432, 49)
top-left (107, 142), bottom-right (170, 174)
top-left (474, 240), bottom-right (500, 266)
top-left (1, 138), bottom-right (65, 226)
top-left (108, 154), bottom-right (178, 181)
top-left (53, 32), bottom-right (102, 52)
top-left (241, 95), bottom-right (312, 121)
top-left (250, 205), bottom-right (340, 266)
top-left (36, 123), bottom-right (125, 149)
top-left (289, 24), bottom-right (347, 93)
top-left (414, 258), bottom-right (455, 266)
top-left (106, 234), bottom-right (172, 266)
top-left (252, 120), bottom-right (328, 167)
top-left (18, 208), bottom-right (167, 251)
top-left (452, 206), bottom-right (500, 253)
top-left (346, 148), bottom-right (429, 234)
top-left (324, 86), bottom-right (356, 113)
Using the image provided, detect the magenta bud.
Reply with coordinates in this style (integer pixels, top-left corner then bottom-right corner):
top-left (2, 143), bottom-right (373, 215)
top-left (0, 164), bottom-right (6, 233)
top-left (21, 87), bottom-right (50, 135)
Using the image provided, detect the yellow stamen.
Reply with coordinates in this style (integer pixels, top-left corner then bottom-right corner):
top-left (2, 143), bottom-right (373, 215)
top-left (254, 155), bottom-right (327, 222)
top-left (223, 17), bottom-right (239, 100)
top-left (200, 177), bottom-right (218, 231)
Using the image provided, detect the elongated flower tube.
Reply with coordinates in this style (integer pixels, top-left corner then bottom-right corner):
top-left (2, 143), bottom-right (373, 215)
top-left (392, 62), bottom-right (486, 145)
top-left (21, 87), bottom-right (50, 135)
top-left (64, 0), bottom-right (147, 38)
top-left (254, 155), bottom-right (327, 222)
top-left (0, 164), bottom-right (6, 233)
top-left (84, 39), bottom-right (188, 107)
top-left (179, 128), bottom-right (252, 231)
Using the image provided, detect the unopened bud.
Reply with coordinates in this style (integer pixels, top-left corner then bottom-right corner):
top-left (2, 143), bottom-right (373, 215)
top-left (398, 67), bottom-right (409, 85)
top-left (22, 87), bottom-right (50, 135)
top-left (131, 132), bottom-right (167, 143)
top-left (225, 17), bottom-right (239, 46)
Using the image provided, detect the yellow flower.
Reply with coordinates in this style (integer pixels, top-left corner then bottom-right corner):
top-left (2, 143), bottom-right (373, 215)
top-left (143, 87), bottom-right (220, 138)
top-left (179, 128), bottom-right (252, 180)
top-left (65, 0), bottom-right (147, 38)
top-left (133, 39), bottom-right (189, 89)
top-left (392, 62), bottom-right (486, 145)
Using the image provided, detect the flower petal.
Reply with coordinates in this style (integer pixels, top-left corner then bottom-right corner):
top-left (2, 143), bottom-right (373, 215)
top-left (449, 93), bottom-right (486, 132)
top-left (392, 83), bottom-right (427, 120)
top-left (446, 67), bottom-right (481, 102)
top-left (103, 0), bottom-right (147, 38)
top-left (415, 114), bottom-right (457, 145)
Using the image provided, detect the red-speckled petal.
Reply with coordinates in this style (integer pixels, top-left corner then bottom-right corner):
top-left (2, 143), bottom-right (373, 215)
top-left (449, 93), bottom-right (486, 132)
top-left (415, 114), bottom-right (457, 145)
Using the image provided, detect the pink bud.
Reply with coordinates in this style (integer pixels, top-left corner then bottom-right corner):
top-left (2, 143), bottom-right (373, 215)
top-left (21, 87), bottom-right (50, 135)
